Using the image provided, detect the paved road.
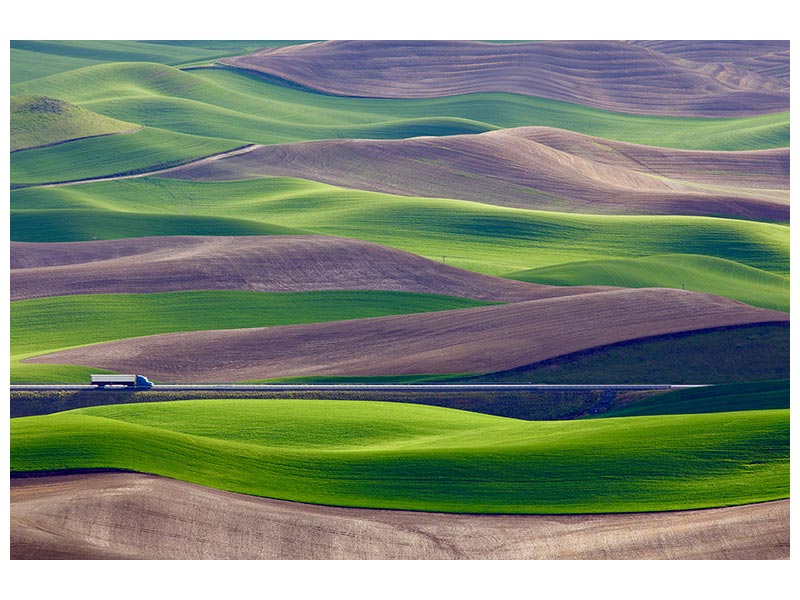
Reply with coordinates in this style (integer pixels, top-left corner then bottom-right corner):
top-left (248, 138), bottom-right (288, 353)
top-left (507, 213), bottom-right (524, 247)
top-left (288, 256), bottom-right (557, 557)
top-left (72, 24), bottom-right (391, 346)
top-left (11, 383), bottom-right (708, 392)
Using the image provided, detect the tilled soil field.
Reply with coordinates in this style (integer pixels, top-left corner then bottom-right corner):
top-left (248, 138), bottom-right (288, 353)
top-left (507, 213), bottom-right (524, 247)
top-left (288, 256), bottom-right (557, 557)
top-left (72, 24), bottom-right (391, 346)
top-left (163, 127), bottom-right (789, 220)
top-left (10, 473), bottom-right (789, 560)
top-left (11, 235), bottom-right (595, 302)
top-left (220, 40), bottom-right (789, 116)
top-left (26, 288), bottom-right (789, 382)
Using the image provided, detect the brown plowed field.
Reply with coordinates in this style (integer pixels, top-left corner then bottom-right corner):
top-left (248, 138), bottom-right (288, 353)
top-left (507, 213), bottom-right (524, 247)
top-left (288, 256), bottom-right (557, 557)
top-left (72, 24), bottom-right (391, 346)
top-left (163, 127), bottom-right (789, 220)
top-left (629, 40), bottom-right (790, 84)
top-left (26, 288), bottom-right (788, 382)
top-left (10, 473), bottom-right (789, 559)
top-left (11, 235), bottom-right (581, 302)
top-left (219, 40), bottom-right (789, 116)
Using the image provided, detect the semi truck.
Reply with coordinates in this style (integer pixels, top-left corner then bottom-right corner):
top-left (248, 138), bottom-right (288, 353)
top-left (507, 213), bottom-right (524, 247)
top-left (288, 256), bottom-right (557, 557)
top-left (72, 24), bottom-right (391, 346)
top-left (90, 374), bottom-right (153, 389)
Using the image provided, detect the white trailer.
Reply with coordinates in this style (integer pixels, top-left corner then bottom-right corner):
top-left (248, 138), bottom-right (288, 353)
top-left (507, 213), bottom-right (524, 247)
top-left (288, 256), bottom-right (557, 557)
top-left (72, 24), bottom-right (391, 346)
top-left (90, 374), bottom-right (153, 388)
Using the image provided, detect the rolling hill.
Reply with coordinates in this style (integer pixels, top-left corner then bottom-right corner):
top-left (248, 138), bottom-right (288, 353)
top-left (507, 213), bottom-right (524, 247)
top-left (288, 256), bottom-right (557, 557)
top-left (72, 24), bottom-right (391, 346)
top-left (11, 62), bottom-right (789, 150)
top-left (10, 40), bottom-right (315, 83)
top-left (7, 40), bottom-right (793, 562)
top-left (11, 127), bottom-right (243, 186)
top-left (10, 235), bottom-right (570, 302)
top-left (512, 127), bottom-right (789, 189)
top-left (10, 289), bottom-right (495, 383)
top-left (10, 400), bottom-right (789, 513)
top-left (220, 40), bottom-right (790, 116)
top-left (592, 379), bottom-right (790, 418)
top-left (162, 127), bottom-right (789, 220)
top-left (629, 40), bottom-right (790, 83)
top-left (11, 48), bottom-right (105, 84)
top-left (25, 288), bottom-right (788, 382)
top-left (10, 473), bottom-right (789, 559)
top-left (459, 323), bottom-right (789, 384)
top-left (11, 96), bottom-right (139, 152)
top-left (10, 177), bottom-right (789, 278)
top-left (507, 254), bottom-right (789, 312)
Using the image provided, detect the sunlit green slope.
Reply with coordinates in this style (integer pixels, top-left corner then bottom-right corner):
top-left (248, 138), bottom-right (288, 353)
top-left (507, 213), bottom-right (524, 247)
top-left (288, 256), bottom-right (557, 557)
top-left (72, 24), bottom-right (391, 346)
top-left (591, 380), bottom-right (790, 418)
top-left (507, 254), bottom-right (789, 312)
top-left (11, 95), bottom-right (139, 151)
top-left (11, 48), bottom-right (103, 84)
top-left (11, 177), bottom-right (789, 277)
top-left (10, 41), bottom-right (314, 83)
top-left (11, 127), bottom-right (242, 185)
top-left (11, 40), bottom-right (238, 68)
top-left (11, 400), bottom-right (789, 513)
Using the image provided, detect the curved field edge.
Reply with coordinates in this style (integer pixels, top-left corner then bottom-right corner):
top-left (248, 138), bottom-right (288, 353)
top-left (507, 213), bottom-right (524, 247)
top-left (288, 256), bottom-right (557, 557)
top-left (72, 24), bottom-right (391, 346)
top-left (218, 41), bottom-right (788, 117)
top-left (15, 323), bottom-right (790, 386)
top-left (10, 62), bottom-right (789, 151)
top-left (506, 254), bottom-right (789, 312)
top-left (10, 177), bottom-right (790, 277)
top-left (10, 473), bottom-right (790, 559)
top-left (10, 209), bottom-right (305, 242)
top-left (10, 127), bottom-right (244, 186)
top-left (11, 95), bottom-right (139, 152)
top-left (590, 380), bottom-right (790, 418)
top-left (10, 290), bottom-right (495, 383)
top-left (4, 384), bottom-right (783, 424)
top-left (459, 323), bottom-right (789, 385)
top-left (23, 288), bottom-right (787, 383)
top-left (9, 41), bottom-right (317, 84)
top-left (160, 129), bottom-right (789, 223)
top-left (10, 401), bottom-right (789, 514)
top-left (2, 388), bottom-right (659, 422)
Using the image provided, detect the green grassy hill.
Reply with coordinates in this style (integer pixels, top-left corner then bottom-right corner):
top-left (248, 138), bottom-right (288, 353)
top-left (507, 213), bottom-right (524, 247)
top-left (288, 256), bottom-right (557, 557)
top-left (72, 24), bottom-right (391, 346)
top-left (11, 48), bottom-right (105, 84)
top-left (10, 400), bottom-right (789, 513)
top-left (461, 324), bottom-right (789, 384)
top-left (11, 127), bottom-right (242, 185)
top-left (11, 44), bottom-right (210, 86)
top-left (12, 62), bottom-right (789, 150)
top-left (10, 290), bottom-right (494, 382)
top-left (12, 177), bottom-right (789, 279)
top-left (10, 209), bottom-right (302, 242)
top-left (11, 96), bottom-right (139, 151)
top-left (10, 41), bottom-right (315, 84)
top-left (592, 380), bottom-right (790, 418)
top-left (10, 40), bottom-right (239, 68)
top-left (507, 254), bottom-right (789, 312)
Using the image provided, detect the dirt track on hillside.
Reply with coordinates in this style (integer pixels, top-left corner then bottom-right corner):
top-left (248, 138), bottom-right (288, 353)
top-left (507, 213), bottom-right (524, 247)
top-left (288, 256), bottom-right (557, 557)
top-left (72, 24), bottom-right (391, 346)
top-left (219, 40), bottom-right (789, 117)
top-left (11, 235), bottom-right (590, 302)
top-left (22, 144), bottom-right (259, 189)
top-left (10, 473), bottom-right (789, 559)
top-left (163, 127), bottom-right (789, 220)
top-left (27, 288), bottom-right (788, 382)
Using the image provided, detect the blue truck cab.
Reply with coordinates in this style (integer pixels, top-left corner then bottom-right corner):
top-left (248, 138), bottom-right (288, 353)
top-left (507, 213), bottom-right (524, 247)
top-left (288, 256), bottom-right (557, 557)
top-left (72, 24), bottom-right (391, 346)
top-left (135, 375), bottom-right (154, 388)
